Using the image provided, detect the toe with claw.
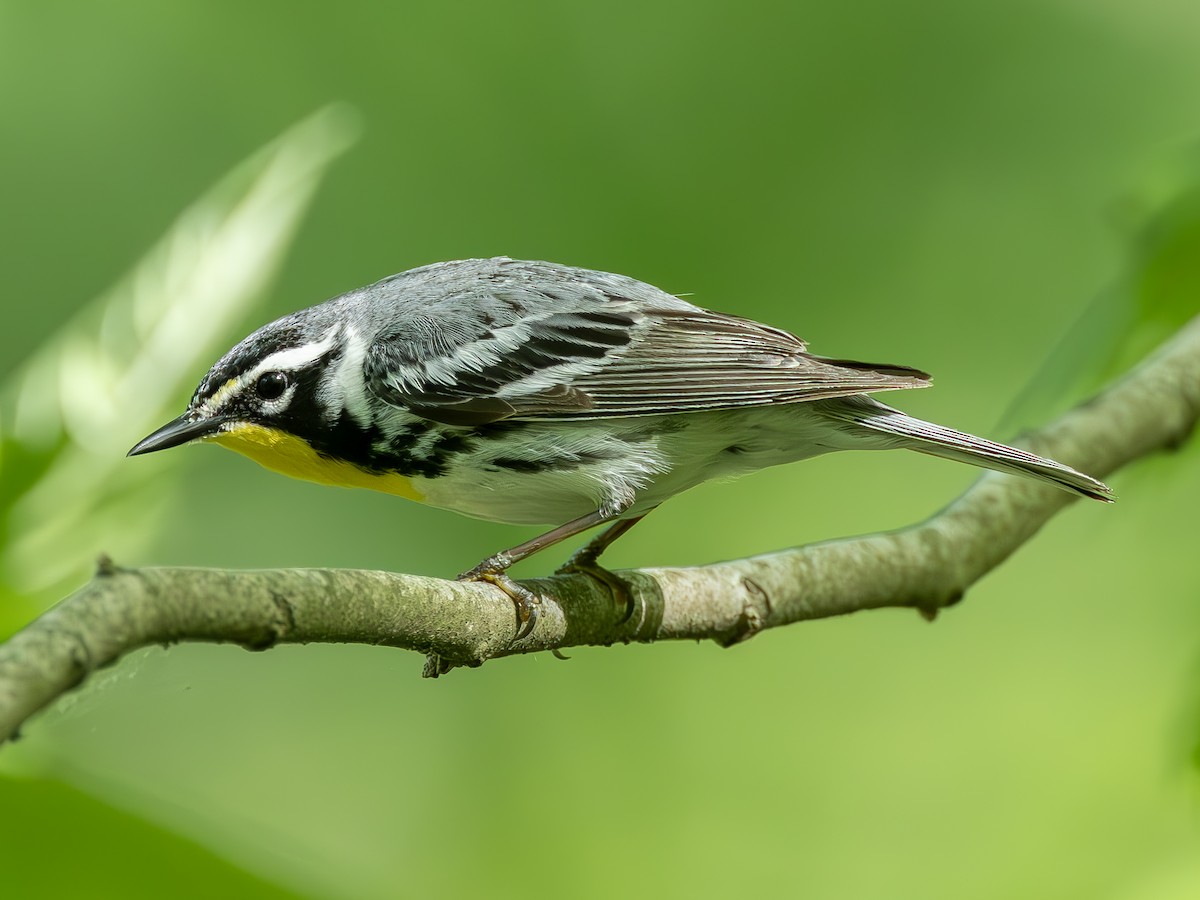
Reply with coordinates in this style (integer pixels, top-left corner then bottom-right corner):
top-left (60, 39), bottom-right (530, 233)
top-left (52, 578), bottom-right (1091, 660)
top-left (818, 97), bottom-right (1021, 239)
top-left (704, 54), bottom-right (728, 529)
top-left (557, 552), bottom-right (636, 624)
top-left (458, 557), bottom-right (541, 640)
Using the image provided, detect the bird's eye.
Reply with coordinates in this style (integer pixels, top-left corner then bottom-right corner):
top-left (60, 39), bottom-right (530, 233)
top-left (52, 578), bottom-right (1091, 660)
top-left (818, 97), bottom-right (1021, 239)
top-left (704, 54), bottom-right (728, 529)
top-left (255, 371), bottom-right (289, 401)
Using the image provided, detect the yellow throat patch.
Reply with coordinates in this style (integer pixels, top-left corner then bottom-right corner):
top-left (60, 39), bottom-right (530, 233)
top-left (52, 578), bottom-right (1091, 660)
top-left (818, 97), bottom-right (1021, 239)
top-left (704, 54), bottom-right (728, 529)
top-left (211, 423), bottom-right (424, 501)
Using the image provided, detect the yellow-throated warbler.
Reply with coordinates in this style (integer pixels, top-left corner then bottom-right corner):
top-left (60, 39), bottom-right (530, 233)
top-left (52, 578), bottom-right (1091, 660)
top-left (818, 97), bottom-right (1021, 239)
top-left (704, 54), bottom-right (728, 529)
top-left (131, 257), bottom-right (1111, 635)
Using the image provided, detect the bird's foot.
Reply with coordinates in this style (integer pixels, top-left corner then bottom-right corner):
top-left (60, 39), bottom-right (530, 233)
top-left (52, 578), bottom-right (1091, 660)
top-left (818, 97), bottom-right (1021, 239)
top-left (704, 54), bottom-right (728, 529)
top-left (458, 555), bottom-right (540, 640)
top-left (556, 552), bottom-right (636, 624)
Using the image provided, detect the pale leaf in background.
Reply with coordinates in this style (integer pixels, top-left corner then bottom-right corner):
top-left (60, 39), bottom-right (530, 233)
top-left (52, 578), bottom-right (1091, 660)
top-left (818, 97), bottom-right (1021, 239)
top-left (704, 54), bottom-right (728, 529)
top-left (0, 105), bottom-right (360, 610)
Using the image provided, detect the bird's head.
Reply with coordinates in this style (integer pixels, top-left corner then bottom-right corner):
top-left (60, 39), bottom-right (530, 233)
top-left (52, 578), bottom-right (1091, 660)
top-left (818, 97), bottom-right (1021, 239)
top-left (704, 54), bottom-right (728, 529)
top-left (128, 311), bottom-right (353, 460)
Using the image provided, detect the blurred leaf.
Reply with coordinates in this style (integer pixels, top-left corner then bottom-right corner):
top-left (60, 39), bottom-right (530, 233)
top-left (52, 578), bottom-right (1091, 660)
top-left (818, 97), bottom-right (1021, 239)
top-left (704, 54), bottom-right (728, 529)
top-left (1121, 152), bottom-right (1200, 363)
top-left (999, 147), bottom-right (1200, 434)
top-left (0, 773), bottom-right (301, 899)
top-left (0, 105), bottom-right (359, 628)
top-left (995, 284), bottom-right (1134, 434)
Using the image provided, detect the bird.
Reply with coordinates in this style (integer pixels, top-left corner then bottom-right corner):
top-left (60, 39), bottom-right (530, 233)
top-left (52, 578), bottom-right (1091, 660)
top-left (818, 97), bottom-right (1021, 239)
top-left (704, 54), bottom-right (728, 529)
top-left (130, 257), bottom-right (1112, 636)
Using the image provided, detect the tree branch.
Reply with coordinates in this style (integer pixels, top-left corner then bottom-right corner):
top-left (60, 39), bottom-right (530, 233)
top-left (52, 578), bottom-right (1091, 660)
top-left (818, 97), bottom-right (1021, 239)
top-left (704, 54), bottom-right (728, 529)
top-left (2, 316), bottom-right (1197, 745)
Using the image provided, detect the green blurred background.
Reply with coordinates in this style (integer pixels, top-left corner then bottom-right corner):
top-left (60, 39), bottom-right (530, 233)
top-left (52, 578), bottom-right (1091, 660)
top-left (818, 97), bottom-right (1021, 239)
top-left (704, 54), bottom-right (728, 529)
top-left (3, 1), bottom-right (1200, 897)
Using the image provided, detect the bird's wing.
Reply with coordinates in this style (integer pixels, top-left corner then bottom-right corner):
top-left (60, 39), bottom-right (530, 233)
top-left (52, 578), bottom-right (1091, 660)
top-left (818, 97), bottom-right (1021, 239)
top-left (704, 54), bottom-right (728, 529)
top-left (365, 296), bottom-right (930, 426)
top-left (564, 309), bottom-right (930, 418)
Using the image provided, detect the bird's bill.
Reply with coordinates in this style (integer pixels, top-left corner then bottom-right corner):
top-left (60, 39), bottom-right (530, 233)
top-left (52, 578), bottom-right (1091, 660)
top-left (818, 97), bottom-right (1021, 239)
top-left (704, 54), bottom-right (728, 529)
top-left (128, 414), bottom-right (232, 456)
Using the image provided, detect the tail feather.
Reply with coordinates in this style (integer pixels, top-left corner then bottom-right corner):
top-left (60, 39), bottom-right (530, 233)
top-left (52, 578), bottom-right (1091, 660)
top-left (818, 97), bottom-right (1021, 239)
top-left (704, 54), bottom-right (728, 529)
top-left (823, 398), bottom-right (1113, 502)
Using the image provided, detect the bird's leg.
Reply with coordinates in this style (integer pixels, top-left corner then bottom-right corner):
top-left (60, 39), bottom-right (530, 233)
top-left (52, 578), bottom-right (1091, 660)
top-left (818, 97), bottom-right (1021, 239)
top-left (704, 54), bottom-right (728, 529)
top-left (458, 509), bottom-right (617, 640)
top-left (556, 511), bottom-right (653, 623)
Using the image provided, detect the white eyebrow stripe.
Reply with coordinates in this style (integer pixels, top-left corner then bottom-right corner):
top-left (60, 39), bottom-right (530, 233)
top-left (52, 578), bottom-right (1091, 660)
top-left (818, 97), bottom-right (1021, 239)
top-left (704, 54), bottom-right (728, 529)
top-left (198, 327), bottom-right (340, 415)
top-left (247, 328), bottom-right (339, 381)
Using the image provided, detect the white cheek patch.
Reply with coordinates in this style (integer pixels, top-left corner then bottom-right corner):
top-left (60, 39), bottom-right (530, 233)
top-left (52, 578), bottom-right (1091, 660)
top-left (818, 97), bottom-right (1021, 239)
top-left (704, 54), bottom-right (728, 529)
top-left (318, 324), bottom-right (370, 425)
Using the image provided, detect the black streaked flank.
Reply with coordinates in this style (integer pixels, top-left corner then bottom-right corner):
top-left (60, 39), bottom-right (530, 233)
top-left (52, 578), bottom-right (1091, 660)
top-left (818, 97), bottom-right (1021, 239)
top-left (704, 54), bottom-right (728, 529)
top-left (490, 443), bottom-right (624, 475)
top-left (492, 457), bottom-right (550, 474)
top-left (373, 421), bottom-right (473, 480)
top-left (392, 453), bottom-right (449, 480)
top-left (387, 419), bottom-right (434, 454)
top-left (430, 431), bottom-right (472, 456)
top-left (281, 392), bottom-right (464, 480)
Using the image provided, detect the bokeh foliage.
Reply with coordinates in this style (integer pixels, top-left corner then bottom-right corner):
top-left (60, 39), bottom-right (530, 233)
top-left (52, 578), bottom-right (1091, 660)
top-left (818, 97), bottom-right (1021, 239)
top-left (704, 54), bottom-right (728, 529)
top-left (2, 2), bottom-right (1199, 898)
top-left (0, 106), bottom-right (357, 630)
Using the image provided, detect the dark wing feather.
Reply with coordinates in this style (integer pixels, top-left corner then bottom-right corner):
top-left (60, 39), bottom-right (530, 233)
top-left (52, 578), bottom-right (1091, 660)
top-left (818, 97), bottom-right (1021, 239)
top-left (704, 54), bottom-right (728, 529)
top-left (563, 310), bottom-right (930, 417)
top-left (366, 301), bottom-right (930, 426)
top-left (365, 306), bottom-right (640, 425)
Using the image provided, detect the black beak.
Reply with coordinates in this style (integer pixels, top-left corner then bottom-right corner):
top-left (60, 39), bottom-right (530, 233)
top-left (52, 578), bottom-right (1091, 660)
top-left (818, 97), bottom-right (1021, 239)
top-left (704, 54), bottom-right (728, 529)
top-left (128, 414), bottom-right (231, 457)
